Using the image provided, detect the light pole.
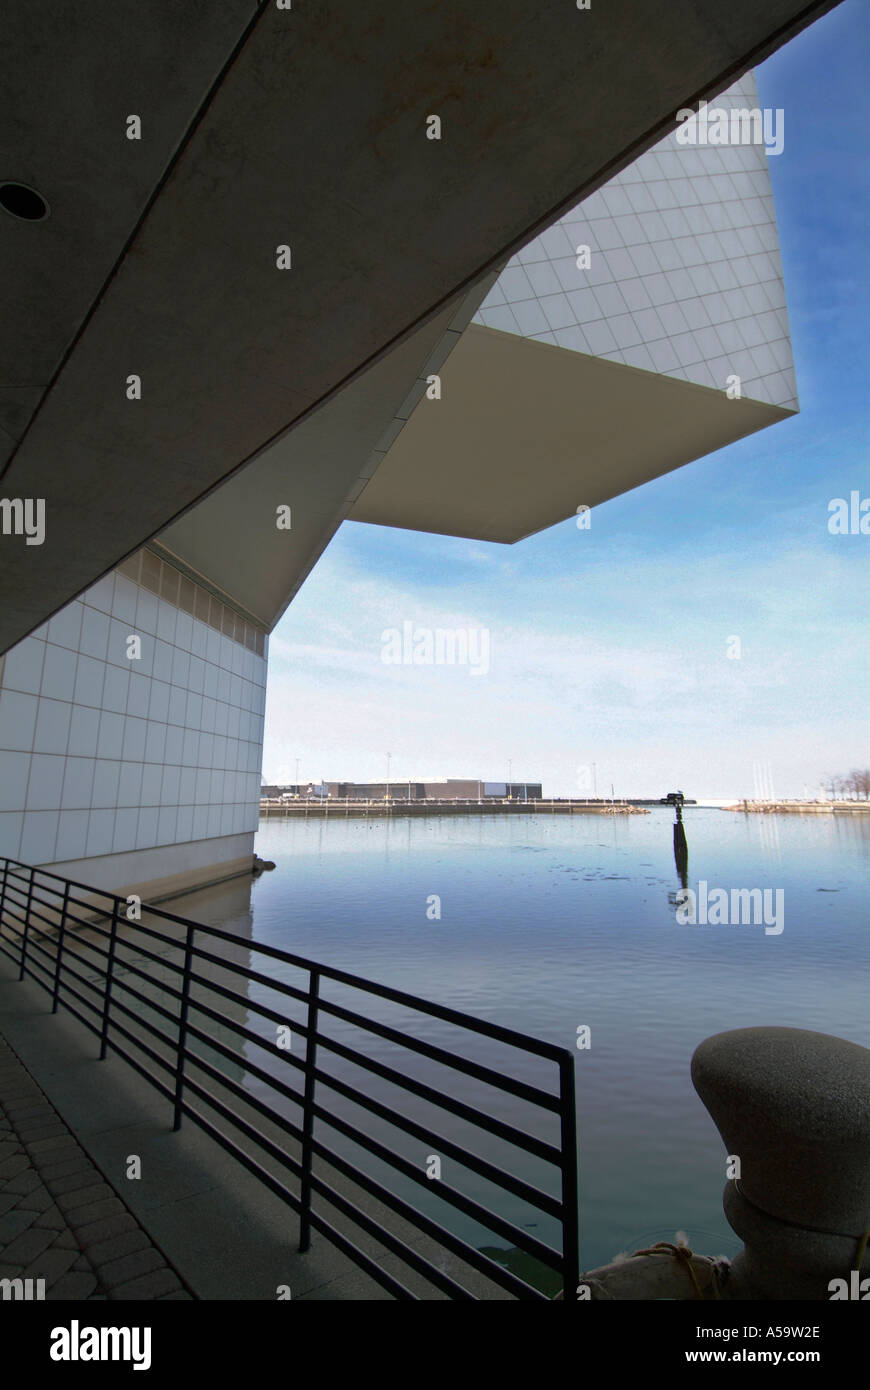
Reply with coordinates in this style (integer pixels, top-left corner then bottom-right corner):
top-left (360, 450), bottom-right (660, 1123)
top-left (386, 752), bottom-right (391, 802)
top-left (593, 763), bottom-right (597, 799)
top-left (295, 757), bottom-right (300, 793)
top-left (508, 759), bottom-right (512, 800)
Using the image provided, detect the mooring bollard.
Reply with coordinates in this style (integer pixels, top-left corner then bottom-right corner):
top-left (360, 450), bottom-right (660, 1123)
top-left (692, 1026), bottom-right (870, 1300)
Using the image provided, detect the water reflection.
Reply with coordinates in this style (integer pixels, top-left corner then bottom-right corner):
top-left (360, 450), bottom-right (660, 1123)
top-left (150, 808), bottom-right (870, 1273)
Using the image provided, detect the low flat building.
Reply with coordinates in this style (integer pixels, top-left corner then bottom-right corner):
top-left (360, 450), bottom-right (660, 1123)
top-left (305, 780), bottom-right (543, 801)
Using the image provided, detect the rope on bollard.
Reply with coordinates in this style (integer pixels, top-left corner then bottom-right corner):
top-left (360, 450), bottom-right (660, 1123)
top-left (632, 1240), bottom-right (725, 1300)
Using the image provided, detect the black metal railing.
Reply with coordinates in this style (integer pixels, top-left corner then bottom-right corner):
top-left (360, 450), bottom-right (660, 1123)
top-left (0, 857), bottom-right (579, 1300)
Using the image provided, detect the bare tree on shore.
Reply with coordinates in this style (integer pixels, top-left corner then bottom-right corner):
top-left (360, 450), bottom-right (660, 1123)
top-left (826, 770), bottom-right (870, 800)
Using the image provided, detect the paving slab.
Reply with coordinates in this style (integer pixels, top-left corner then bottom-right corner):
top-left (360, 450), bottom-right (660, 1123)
top-left (0, 950), bottom-right (513, 1300)
top-left (0, 1028), bottom-right (190, 1301)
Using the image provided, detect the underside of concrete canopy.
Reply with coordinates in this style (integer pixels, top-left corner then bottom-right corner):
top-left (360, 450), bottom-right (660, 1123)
top-left (154, 283), bottom-right (489, 630)
top-left (348, 324), bottom-right (795, 544)
top-left (0, 0), bottom-right (839, 654)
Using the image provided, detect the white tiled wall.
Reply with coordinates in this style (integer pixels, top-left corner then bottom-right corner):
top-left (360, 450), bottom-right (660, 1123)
top-left (476, 72), bottom-right (797, 410)
top-left (0, 551), bottom-right (267, 866)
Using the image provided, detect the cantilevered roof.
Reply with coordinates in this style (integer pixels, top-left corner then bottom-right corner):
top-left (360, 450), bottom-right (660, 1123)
top-left (0, 0), bottom-right (839, 654)
top-left (349, 324), bottom-right (794, 543)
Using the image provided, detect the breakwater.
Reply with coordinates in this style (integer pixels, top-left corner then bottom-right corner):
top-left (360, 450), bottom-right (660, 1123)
top-left (724, 801), bottom-right (870, 814)
top-left (259, 799), bottom-right (650, 818)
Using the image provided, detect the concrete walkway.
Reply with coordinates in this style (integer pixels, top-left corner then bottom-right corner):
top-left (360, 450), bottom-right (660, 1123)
top-left (0, 954), bottom-right (426, 1300)
top-left (0, 1033), bottom-right (191, 1300)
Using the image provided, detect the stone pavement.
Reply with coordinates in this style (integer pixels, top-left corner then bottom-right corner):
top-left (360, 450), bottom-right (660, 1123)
top-left (0, 1033), bottom-right (192, 1301)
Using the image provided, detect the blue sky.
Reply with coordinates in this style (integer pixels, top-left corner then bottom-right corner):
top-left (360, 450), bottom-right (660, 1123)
top-left (264, 1), bottom-right (869, 800)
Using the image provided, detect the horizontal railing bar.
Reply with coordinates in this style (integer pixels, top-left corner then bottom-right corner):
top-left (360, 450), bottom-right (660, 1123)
top-left (262, 1023), bottom-right (560, 1164)
top-left (51, 955), bottom-right (114, 1003)
top-left (183, 1019), bottom-right (305, 1098)
top-left (104, 1015), bottom-right (182, 1083)
top-left (186, 1028), bottom-right (559, 1238)
top-left (59, 935), bottom-right (112, 967)
top-left (96, 915), bottom-right (181, 953)
top-left (308, 1064), bottom-right (563, 1219)
top-left (308, 965), bottom-right (568, 1063)
top-left (5, 944), bottom-right (56, 992)
top-left (104, 992), bottom-right (183, 1054)
top-left (3, 859), bottom-right (556, 1062)
top-left (5, 857), bottom-right (571, 1060)
top-left (176, 1031), bottom-right (307, 1145)
top-left (9, 932), bottom-right (60, 974)
top-left (314, 997), bottom-right (560, 1112)
top-left (47, 918), bottom-right (114, 956)
top-left (174, 1099), bottom-right (417, 1300)
top-left (1, 893), bottom-right (67, 942)
top-left (307, 1148), bottom-right (550, 1300)
top-left (102, 1035), bottom-right (178, 1106)
top-left (48, 972), bottom-right (104, 1024)
top-left (178, 1073), bottom-right (305, 1179)
top-left (183, 969), bottom-right (311, 1037)
top-left (10, 880), bottom-right (109, 932)
top-left (1, 856), bottom-right (578, 1303)
top-left (4, 861), bottom-right (121, 908)
top-left (107, 950), bottom-right (186, 1006)
top-left (108, 931), bottom-right (184, 971)
top-left (308, 1102), bottom-right (563, 1270)
top-left (177, 939), bottom-right (310, 1005)
top-left (4, 921), bottom-right (57, 970)
top-left (183, 1006), bottom-right (307, 1079)
top-left (15, 952), bottom-right (57, 992)
top-left (45, 919), bottom-right (113, 963)
top-left (302, 1209), bottom-right (418, 1300)
top-left (0, 903), bottom-right (29, 935)
top-left (5, 880), bottom-right (115, 935)
top-left (178, 1021), bottom-right (560, 1223)
top-left (306, 1174), bottom-right (476, 1301)
top-left (182, 983), bottom-right (306, 1051)
top-left (177, 1079), bottom-right (524, 1300)
top-left (51, 992), bottom-right (104, 1041)
top-left (96, 929), bottom-right (313, 1027)
top-left (311, 1031), bottom-right (561, 1161)
top-left (179, 1056), bottom-right (561, 1286)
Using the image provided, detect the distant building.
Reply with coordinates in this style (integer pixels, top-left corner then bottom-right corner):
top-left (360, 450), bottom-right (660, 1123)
top-left (263, 778), bottom-right (544, 801)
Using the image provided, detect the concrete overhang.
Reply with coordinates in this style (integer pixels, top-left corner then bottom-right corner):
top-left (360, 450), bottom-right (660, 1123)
top-left (349, 324), bottom-right (795, 543)
top-left (0, 0), bottom-right (839, 654)
top-left (153, 290), bottom-right (476, 630)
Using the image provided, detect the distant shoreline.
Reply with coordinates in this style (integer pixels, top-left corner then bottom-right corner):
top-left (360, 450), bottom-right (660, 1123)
top-left (723, 800), bottom-right (870, 814)
top-left (259, 799), bottom-right (650, 818)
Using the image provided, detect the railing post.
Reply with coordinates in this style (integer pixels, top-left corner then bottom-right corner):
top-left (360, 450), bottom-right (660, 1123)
top-left (19, 868), bottom-right (35, 981)
top-left (52, 882), bottom-right (70, 1014)
top-left (0, 859), bottom-right (8, 947)
top-left (173, 923), bottom-right (196, 1132)
top-left (559, 1053), bottom-right (580, 1301)
top-left (298, 967), bottom-right (320, 1252)
top-left (99, 899), bottom-right (121, 1060)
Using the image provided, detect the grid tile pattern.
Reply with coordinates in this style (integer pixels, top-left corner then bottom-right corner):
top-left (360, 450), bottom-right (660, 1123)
top-left (0, 553), bottom-right (267, 866)
top-left (475, 72), bottom-right (797, 410)
top-left (121, 549), bottom-right (266, 657)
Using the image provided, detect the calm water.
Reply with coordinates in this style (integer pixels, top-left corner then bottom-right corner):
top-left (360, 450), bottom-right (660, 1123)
top-left (161, 807), bottom-right (870, 1275)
